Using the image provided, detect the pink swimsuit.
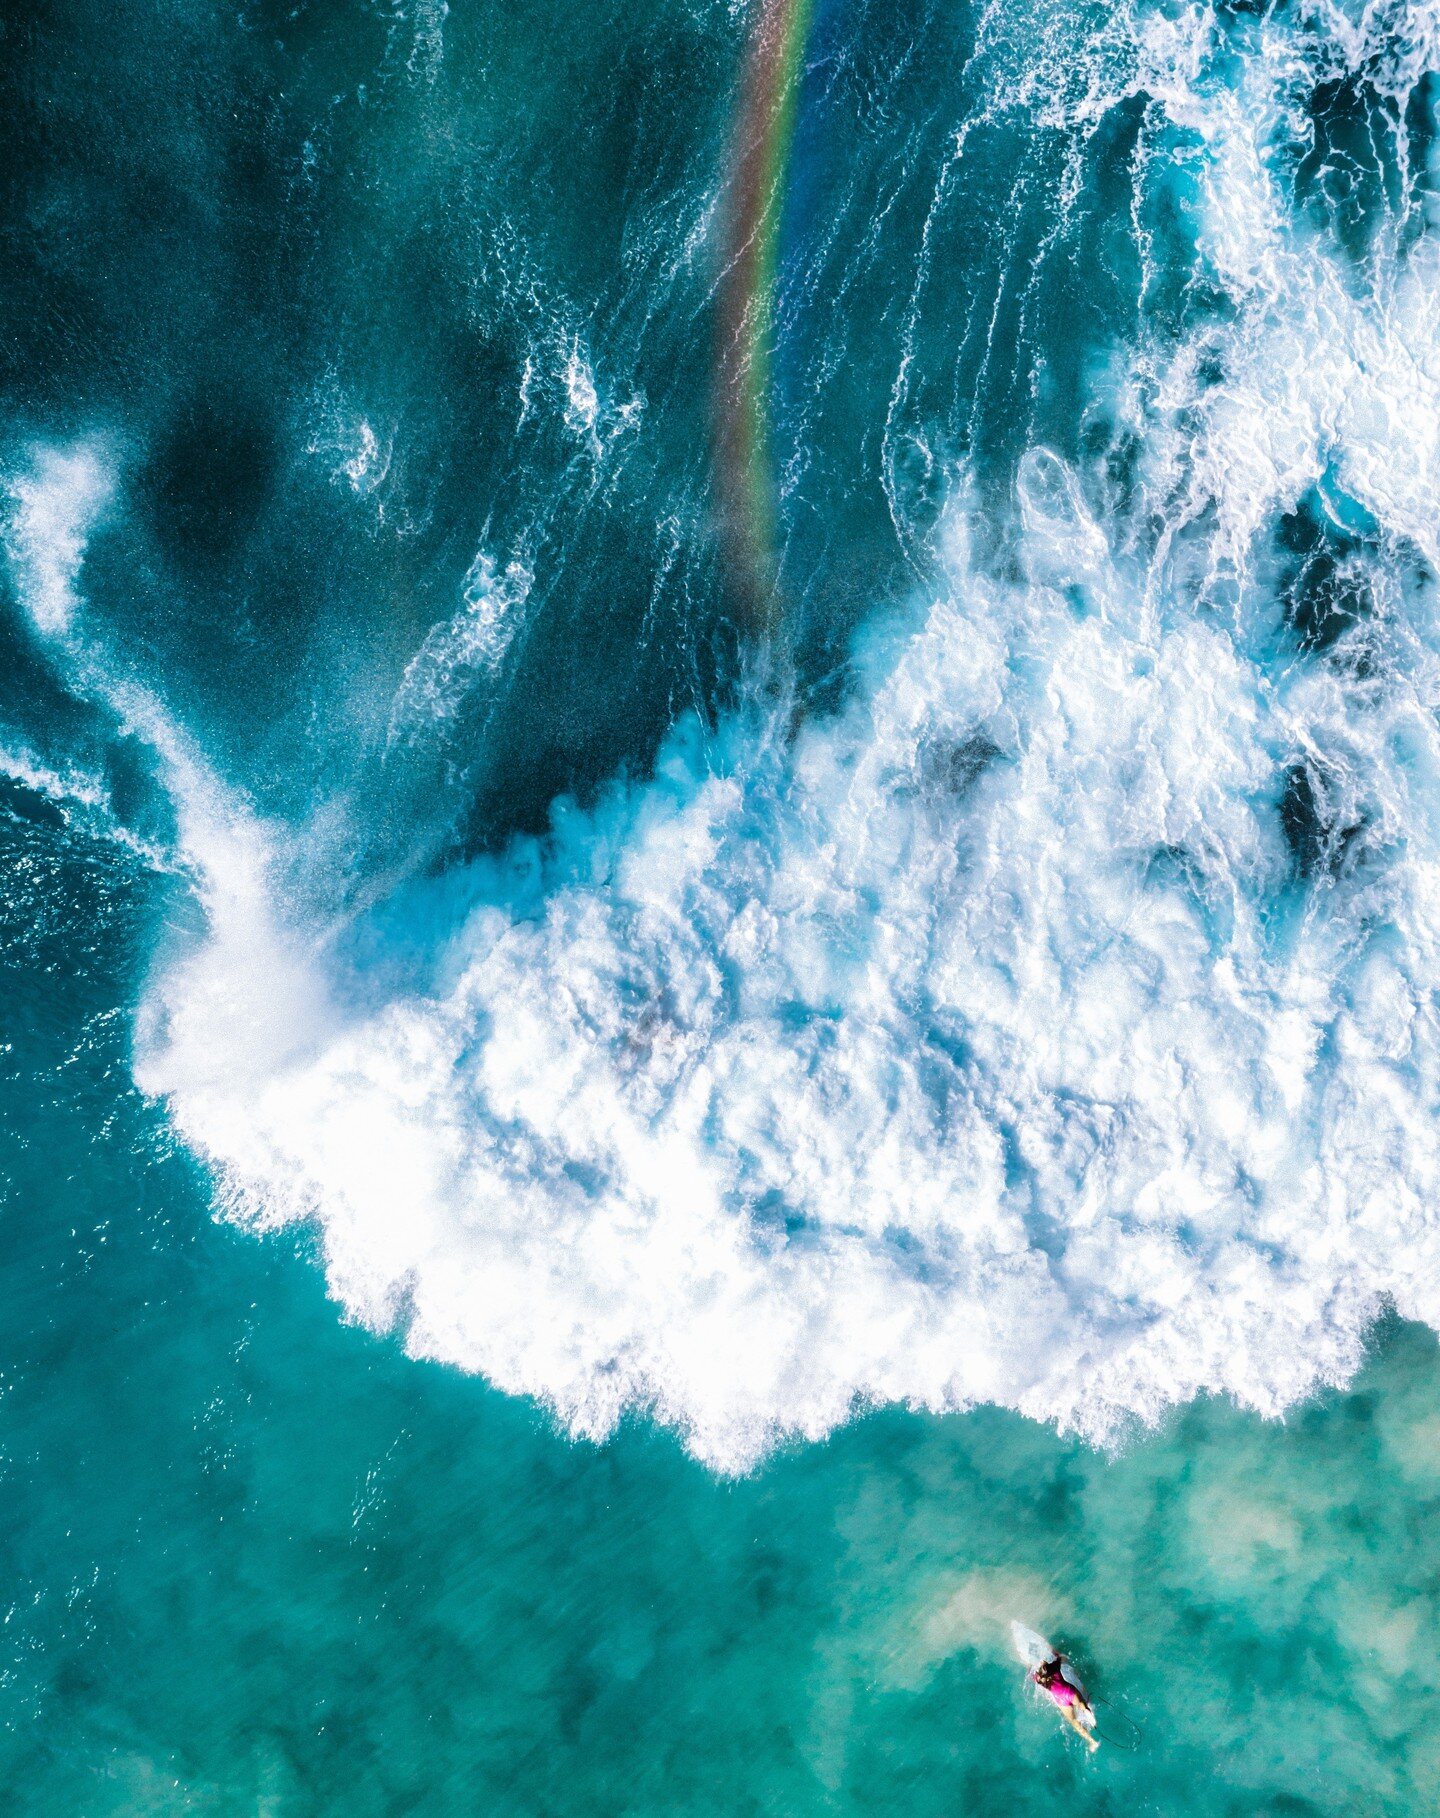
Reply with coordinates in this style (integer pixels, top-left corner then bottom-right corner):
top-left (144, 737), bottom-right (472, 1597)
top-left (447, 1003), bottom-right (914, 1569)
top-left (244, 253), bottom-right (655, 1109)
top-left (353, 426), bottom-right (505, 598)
top-left (1034, 1666), bottom-right (1083, 1710)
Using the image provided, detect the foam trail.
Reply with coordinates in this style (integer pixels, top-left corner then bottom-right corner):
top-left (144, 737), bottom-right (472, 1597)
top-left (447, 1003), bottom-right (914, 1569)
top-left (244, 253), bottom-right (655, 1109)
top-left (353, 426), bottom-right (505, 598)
top-left (2, 445), bottom-right (331, 1066)
top-left (1, 443), bottom-right (112, 638)
top-left (0, 738), bottom-right (175, 867)
top-left (0, 742), bottom-right (109, 816)
top-left (14, 3), bottom-right (1440, 1474)
top-left (386, 552), bottom-right (532, 750)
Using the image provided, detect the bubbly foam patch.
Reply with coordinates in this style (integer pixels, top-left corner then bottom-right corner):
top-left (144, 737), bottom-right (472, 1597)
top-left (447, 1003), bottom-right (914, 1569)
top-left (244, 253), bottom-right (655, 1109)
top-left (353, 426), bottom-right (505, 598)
top-left (14, 2), bottom-right (1440, 1471)
top-left (1, 444), bottom-right (111, 638)
top-left (386, 552), bottom-right (532, 748)
top-left (131, 461), bottom-right (1440, 1469)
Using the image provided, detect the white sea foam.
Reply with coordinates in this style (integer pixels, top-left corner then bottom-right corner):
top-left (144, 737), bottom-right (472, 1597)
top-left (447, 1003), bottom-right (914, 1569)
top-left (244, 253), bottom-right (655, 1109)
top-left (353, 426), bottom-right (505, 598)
top-left (127, 477), bottom-right (1431, 1470)
top-left (405, 0), bottom-right (449, 84)
top-left (0, 742), bottom-right (109, 816)
top-left (0, 737), bottom-right (173, 866)
top-left (12, 3), bottom-right (1440, 1471)
top-left (386, 550), bottom-right (532, 746)
top-left (305, 383), bottom-right (397, 502)
top-left (1, 444), bottom-right (112, 638)
top-left (559, 335), bottom-right (644, 454)
top-left (1115, 3), bottom-right (1440, 579)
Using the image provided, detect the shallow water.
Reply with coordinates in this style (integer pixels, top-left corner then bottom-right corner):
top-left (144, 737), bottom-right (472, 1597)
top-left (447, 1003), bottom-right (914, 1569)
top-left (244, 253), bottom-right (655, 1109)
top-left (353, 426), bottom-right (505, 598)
top-left (4, 880), bottom-right (1440, 1815)
top-left (5, 0), bottom-right (1440, 1808)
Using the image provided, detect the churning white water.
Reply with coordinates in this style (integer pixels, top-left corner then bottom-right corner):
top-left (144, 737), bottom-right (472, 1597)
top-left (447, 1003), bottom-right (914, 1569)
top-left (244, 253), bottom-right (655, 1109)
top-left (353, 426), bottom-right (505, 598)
top-left (9, 0), bottom-right (1440, 1470)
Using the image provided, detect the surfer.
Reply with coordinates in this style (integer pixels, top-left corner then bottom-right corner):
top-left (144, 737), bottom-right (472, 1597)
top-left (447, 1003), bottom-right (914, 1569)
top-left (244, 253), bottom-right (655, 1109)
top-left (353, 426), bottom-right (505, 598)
top-left (1032, 1651), bottom-right (1099, 1751)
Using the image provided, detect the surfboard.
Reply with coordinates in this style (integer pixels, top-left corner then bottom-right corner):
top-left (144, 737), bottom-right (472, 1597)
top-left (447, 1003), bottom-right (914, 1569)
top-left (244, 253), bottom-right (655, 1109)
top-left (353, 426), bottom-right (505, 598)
top-left (1010, 1621), bottom-right (1056, 1672)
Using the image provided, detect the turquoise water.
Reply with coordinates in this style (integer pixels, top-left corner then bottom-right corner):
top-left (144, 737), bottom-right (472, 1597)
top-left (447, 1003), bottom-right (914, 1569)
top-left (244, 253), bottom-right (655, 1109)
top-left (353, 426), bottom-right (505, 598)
top-left (6, 0), bottom-right (1440, 1808)
top-left (6, 866), bottom-right (1440, 1813)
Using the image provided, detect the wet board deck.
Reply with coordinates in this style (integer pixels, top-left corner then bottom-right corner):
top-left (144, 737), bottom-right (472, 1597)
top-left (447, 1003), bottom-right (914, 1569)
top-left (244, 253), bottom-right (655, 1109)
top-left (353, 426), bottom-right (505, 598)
top-left (1010, 1622), bottom-right (1055, 1672)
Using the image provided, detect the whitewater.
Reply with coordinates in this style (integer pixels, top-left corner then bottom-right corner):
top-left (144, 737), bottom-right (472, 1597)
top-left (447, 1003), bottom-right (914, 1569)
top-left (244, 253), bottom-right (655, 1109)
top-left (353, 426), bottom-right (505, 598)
top-left (8, 0), bottom-right (1440, 1474)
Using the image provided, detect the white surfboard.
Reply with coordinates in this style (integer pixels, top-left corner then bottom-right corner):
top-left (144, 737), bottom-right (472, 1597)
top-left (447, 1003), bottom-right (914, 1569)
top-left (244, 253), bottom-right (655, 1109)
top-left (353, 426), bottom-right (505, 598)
top-left (1010, 1621), bottom-right (1056, 1672)
top-left (1012, 1620), bottom-right (1095, 1735)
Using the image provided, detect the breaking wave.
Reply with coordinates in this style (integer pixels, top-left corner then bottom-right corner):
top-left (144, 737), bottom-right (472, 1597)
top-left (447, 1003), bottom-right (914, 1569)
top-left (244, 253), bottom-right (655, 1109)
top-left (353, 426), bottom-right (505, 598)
top-left (8, 0), bottom-right (1440, 1470)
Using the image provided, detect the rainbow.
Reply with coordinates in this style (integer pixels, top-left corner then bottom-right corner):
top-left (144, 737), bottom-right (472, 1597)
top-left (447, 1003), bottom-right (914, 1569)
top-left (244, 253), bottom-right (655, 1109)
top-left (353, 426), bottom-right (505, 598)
top-left (715, 0), bottom-right (817, 638)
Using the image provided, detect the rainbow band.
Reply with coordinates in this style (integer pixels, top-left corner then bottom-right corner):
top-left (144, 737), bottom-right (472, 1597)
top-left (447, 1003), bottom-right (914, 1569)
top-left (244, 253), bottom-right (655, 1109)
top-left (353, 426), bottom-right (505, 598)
top-left (716, 0), bottom-right (817, 637)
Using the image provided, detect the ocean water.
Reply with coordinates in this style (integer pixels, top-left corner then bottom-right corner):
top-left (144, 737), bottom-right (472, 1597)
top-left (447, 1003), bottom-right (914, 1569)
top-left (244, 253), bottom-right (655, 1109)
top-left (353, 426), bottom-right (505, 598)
top-left (5, 0), bottom-right (1440, 1808)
